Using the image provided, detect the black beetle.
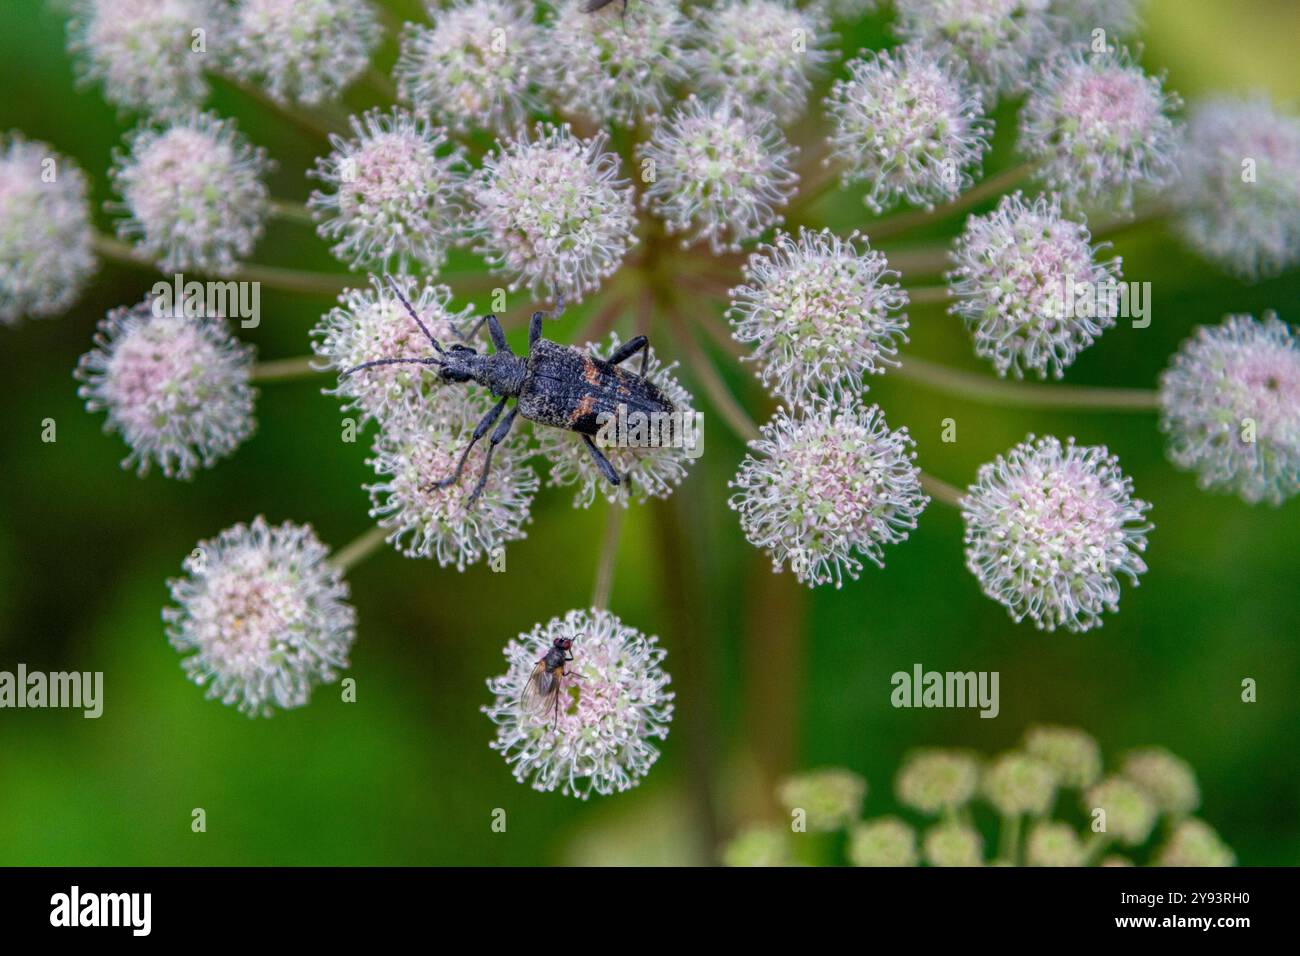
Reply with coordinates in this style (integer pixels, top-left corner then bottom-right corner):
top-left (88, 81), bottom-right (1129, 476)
top-left (342, 277), bottom-right (676, 504)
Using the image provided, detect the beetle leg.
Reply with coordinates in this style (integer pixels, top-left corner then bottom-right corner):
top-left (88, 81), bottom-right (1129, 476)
top-left (467, 405), bottom-right (520, 504)
top-left (582, 434), bottom-right (621, 486)
top-left (459, 314), bottom-right (512, 354)
top-left (431, 397), bottom-right (506, 490)
top-left (605, 334), bottom-right (650, 377)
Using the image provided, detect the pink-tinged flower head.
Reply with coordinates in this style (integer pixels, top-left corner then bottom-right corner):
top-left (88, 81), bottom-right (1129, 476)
top-left (68, 0), bottom-right (217, 117)
top-left (394, 0), bottom-right (544, 136)
top-left (947, 192), bottom-right (1122, 379)
top-left (729, 398), bottom-right (928, 588)
top-left (545, 0), bottom-right (694, 127)
top-left (893, 0), bottom-right (1056, 103)
top-left (164, 516), bottom-right (357, 717)
top-left (1120, 747), bottom-right (1200, 816)
top-left (1155, 819), bottom-right (1235, 867)
top-left (1049, 0), bottom-right (1142, 40)
top-left (1175, 95), bottom-right (1300, 279)
top-left (536, 332), bottom-right (698, 508)
top-left (638, 97), bottom-right (799, 254)
top-left (366, 394), bottom-right (538, 569)
top-left (689, 0), bottom-right (834, 123)
top-left (1020, 47), bottom-right (1180, 213)
top-left (483, 608), bottom-right (674, 799)
top-left (111, 112), bottom-right (270, 272)
top-left (0, 135), bottom-right (96, 325)
top-left (468, 123), bottom-right (637, 302)
top-left (961, 435), bottom-right (1151, 633)
top-left (826, 44), bottom-right (992, 213)
top-left (311, 274), bottom-right (478, 427)
top-left (309, 107), bottom-right (467, 273)
top-left (728, 228), bottom-right (908, 407)
top-left (75, 297), bottom-right (256, 479)
top-left (227, 0), bottom-right (382, 105)
top-left (1159, 313), bottom-right (1300, 506)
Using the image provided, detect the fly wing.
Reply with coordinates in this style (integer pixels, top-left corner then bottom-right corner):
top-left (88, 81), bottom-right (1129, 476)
top-left (520, 661), bottom-right (560, 718)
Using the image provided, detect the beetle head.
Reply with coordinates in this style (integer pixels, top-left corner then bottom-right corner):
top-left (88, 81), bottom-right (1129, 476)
top-left (438, 344), bottom-right (478, 383)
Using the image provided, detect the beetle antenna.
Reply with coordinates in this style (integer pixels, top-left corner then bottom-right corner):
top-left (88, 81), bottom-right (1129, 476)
top-left (340, 356), bottom-right (443, 379)
top-left (551, 290), bottom-right (567, 321)
top-left (386, 275), bottom-right (447, 355)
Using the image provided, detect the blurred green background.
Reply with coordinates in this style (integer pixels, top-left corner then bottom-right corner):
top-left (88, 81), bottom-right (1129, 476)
top-left (0, 1), bottom-right (1296, 865)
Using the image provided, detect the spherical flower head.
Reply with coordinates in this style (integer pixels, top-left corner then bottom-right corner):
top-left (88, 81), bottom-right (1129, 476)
top-left (848, 817), bottom-right (918, 867)
top-left (164, 516), bottom-right (357, 717)
top-left (637, 97), bottom-right (799, 254)
top-left (1120, 747), bottom-right (1200, 816)
top-left (1100, 854), bottom-right (1134, 867)
top-left (483, 608), bottom-right (674, 799)
top-left (1023, 724), bottom-right (1102, 789)
top-left (1025, 820), bottom-right (1084, 866)
top-left (1019, 47), bottom-right (1180, 214)
top-left (68, 0), bottom-right (216, 117)
top-left (947, 192), bottom-right (1122, 380)
top-left (393, 0), bottom-right (544, 136)
top-left (536, 332), bottom-right (697, 508)
top-left (1084, 775), bottom-right (1156, 846)
top-left (1049, 0), bottom-right (1142, 40)
top-left (1175, 95), bottom-right (1300, 279)
top-left (545, 0), bottom-right (693, 127)
top-left (468, 123), bottom-right (637, 302)
top-left (309, 108), bottom-right (467, 273)
top-left (111, 112), bottom-right (270, 272)
top-left (722, 824), bottom-right (792, 866)
top-left (776, 768), bottom-right (867, 831)
top-left (923, 821), bottom-right (983, 866)
top-left (1155, 819), bottom-right (1235, 867)
top-left (982, 751), bottom-right (1057, 817)
top-left (729, 398), bottom-right (929, 588)
top-left (0, 135), bottom-right (96, 325)
top-left (961, 435), bottom-right (1151, 633)
top-left (893, 0), bottom-right (1056, 103)
top-left (311, 274), bottom-right (478, 427)
top-left (227, 0), bottom-right (381, 105)
top-left (689, 1), bottom-right (833, 124)
top-left (895, 748), bottom-right (980, 815)
top-left (1158, 313), bottom-right (1300, 506)
top-left (825, 44), bottom-right (992, 214)
top-left (366, 394), bottom-right (538, 569)
top-left (75, 297), bottom-right (256, 479)
top-left (728, 228), bottom-right (909, 408)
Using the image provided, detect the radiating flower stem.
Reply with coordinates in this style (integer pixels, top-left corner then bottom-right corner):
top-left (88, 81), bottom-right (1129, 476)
top-left (868, 161), bottom-right (1039, 242)
top-left (883, 243), bottom-right (952, 277)
top-left (1080, 831), bottom-right (1112, 866)
top-left (268, 198), bottom-right (317, 225)
top-left (895, 354), bottom-right (1161, 411)
top-left (251, 355), bottom-right (321, 383)
top-left (363, 64), bottom-right (398, 102)
top-left (664, 302), bottom-right (761, 443)
top-left (331, 525), bottom-right (388, 572)
top-left (905, 284), bottom-right (952, 305)
top-left (999, 813), bottom-right (1023, 865)
top-left (1090, 201), bottom-right (1176, 242)
top-left (920, 471), bottom-right (964, 508)
top-left (92, 233), bottom-right (361, 297)
top-left (211, 73), bottom-right (347, 140)
top-left (590, 501), bottom-right (624, 611)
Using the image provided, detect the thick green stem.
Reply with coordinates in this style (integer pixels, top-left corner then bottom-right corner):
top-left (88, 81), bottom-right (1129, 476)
top-left (269, 198), bottom-right (317, 226)
top-left (895, 355), bottom-right (1161, 412)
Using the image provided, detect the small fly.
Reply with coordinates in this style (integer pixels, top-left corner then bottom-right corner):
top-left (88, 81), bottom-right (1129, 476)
top-left (520, 637), bottom-right (577, 728)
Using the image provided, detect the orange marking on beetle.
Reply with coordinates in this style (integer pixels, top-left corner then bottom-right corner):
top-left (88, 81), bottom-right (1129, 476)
top-left (583, 356), bottom-right (601, 386)
top-left (570, 393), bottom-right (599, 424)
